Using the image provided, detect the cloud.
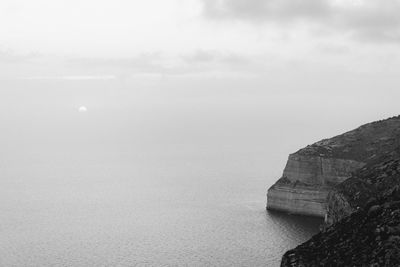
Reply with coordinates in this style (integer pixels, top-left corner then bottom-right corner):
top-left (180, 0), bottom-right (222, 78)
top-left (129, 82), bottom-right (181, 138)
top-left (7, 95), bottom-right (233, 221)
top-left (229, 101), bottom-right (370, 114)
top-left (69, 50), bottom-right (257, 76)
top-left (202, 0), bottom-right (331, 21)
top-left (0, 48), bottom-right (40, 63)
top-left (20, 75), bottom-right (117, 81)
top-left (201, 0), bottom-right (400, 43)
top-left (181, 49), bottom-right (250, 65)
top-left (68, 53), bottom-right (169, 74)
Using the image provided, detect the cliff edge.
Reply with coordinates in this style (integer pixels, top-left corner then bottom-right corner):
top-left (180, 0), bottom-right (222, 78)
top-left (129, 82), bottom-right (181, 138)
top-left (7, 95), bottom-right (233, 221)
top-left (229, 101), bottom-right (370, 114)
top-left (267, 115), bottom-right (400, 217)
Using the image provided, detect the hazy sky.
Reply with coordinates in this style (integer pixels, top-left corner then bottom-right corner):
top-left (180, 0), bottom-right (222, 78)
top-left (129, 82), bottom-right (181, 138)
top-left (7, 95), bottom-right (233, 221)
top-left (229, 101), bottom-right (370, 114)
top-left (0, 0), bottom-right (400, 72)
top-left (1, 0), bottom-right (400, 181)
top-left (0, 0), bottom-right (400, 123)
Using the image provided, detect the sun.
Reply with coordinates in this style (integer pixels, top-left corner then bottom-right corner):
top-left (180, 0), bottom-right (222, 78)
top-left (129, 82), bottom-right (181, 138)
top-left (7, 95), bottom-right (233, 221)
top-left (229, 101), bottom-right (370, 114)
top-left (79, 106), bottom-right (88, 113)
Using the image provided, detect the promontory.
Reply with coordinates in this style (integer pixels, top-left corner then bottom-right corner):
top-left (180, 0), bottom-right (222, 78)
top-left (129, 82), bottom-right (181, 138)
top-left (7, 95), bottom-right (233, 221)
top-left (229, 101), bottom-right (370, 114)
top-left (270, 115), bottom-right (400, 266)
top-left (267, 115), bottom-right (400, 220)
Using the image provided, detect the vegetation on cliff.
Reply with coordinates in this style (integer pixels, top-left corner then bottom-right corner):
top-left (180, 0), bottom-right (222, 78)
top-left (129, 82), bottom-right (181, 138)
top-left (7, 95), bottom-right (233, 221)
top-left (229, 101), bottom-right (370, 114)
top-left (327, 152), bottom-right (400, 225)
top-left (295, 115), bottom-right (400, 162)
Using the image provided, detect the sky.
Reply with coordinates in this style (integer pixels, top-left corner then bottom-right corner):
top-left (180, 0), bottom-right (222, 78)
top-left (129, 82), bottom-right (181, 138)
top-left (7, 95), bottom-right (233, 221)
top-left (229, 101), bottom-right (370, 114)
top-left (0, 0), bottom-right (400, 186)
top-left (0, 0), bottom-right (400, 126)
top-left (0, 0), bottom-right (400, 73)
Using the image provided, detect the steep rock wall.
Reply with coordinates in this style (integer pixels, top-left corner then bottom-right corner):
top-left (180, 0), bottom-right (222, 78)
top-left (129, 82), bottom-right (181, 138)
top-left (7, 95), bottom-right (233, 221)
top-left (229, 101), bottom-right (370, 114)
top-left (283, 154), bottom-right (365, 185)
top-left (325, 155), bottom-right (400, 225)
top-left (325, 190), bottom-right (354, 225)
top-left (267, 155), bottom-right (365, 217)
top-left (267, 183), bottom-right (329, 217)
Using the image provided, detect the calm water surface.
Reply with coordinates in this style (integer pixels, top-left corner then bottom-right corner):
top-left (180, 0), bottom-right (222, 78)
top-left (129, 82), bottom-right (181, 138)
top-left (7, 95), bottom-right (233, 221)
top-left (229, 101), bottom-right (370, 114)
top-left (0, 82), bottom-right (323, 266)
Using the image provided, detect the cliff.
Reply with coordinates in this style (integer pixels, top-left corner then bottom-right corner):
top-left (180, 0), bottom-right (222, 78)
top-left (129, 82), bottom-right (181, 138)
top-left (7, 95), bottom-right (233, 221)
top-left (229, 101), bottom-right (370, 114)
top-left (267, 115), bottom-right (400, 217)
top-left (326, 152), bottom-right (400, 225)
top-left (281, 157), bottom-right (400, 266)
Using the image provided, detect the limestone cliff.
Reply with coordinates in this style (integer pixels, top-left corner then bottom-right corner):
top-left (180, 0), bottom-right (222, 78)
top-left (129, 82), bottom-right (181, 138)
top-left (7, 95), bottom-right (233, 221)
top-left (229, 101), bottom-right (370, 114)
top-left (267, 180), bottom-right (329, 217)
top-left (267, 115), bottom-right (400, 217)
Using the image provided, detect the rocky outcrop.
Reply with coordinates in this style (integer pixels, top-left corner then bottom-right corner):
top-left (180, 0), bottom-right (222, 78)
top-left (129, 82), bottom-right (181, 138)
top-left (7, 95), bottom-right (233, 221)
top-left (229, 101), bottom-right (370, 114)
top-left (267, 155), bottom-right (364, 217)
top-left (283, 155), bottom-right (365, 186)
top-left (326, 153), bottom-right (400, 225)
top-left (281, 158), bottom-right (400, 266)
top-left (277, 115), bottom-right (400, 266)
top-left (267, 180), bottom-right (329, 217)
top-left (267, 115), bottom-right (400, 218)
top-left (325, 190), bottom-right (354, 225)
top-left (267, 152), bottom-right (365, 217)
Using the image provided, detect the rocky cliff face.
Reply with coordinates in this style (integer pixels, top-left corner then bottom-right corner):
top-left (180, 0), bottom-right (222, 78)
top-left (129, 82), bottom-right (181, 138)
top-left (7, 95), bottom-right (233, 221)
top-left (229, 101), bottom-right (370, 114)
top-left (267, 154), bottom-right (364, 217)
top-left (326, 152), bottom-right (400, 225)
top-left (267, 115), bottom-right (400, 218)
top-left (281, 157), bottom-right (400, 266)
top-left (267, 181), bottom-right (329, 217)
top-left (283, 155), bottom-right (365, 185)
top-left (267, 151), bottom-right (366, 217)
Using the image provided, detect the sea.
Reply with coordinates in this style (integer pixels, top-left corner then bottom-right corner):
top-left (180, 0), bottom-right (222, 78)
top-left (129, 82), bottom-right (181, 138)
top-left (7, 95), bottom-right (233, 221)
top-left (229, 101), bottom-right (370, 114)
top-left (0, 78), bottom-right (335, 266)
